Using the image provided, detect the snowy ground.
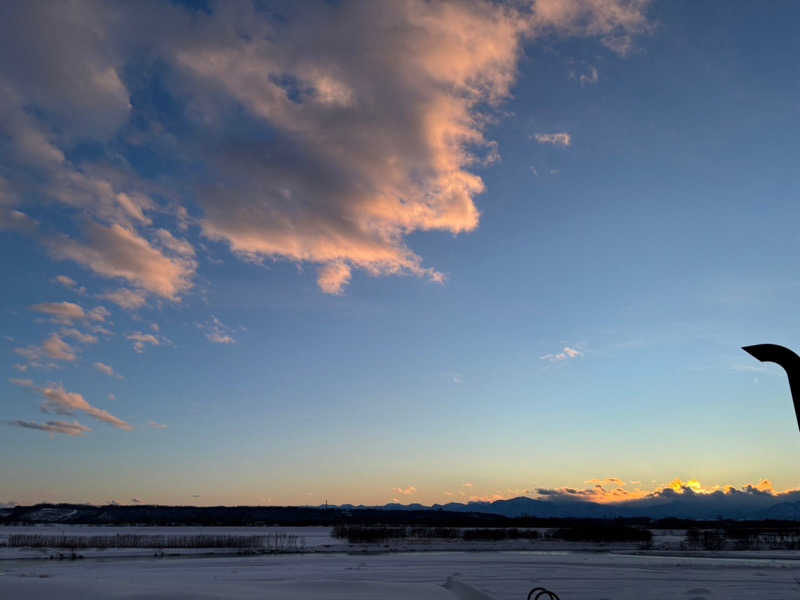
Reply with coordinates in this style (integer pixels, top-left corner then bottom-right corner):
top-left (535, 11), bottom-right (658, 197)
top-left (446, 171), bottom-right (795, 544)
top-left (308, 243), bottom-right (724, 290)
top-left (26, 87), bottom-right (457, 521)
top-left (3, 526), bottom-right (800, 598)
top-left (2, 549), bottom-right (800, 599)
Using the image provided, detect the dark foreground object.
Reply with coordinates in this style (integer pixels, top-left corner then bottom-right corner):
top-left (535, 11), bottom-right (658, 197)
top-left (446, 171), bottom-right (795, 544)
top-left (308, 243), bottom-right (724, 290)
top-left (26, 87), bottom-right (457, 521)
top-left (529, 587), bottom-right (560, 599)
top-left (742, 343), bottom-right (800, 432)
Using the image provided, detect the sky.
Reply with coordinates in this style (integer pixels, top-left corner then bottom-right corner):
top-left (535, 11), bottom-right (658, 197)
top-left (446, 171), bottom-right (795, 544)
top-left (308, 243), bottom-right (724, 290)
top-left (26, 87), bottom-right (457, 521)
top-left (2, 0), bottom-right (800, 508)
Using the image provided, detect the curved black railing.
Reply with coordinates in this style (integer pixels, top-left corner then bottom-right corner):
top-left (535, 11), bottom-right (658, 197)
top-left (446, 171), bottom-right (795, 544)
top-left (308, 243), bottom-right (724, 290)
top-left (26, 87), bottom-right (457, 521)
top-left (527, 586), bottom-right (560, 600)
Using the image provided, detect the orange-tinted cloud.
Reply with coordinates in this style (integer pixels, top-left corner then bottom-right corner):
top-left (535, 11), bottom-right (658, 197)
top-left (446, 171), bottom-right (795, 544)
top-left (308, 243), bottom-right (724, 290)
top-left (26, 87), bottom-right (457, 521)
top-left (103, 288), bottom-right (147, 310)
top-left (41, 333), bottom-right (78, 362)
top-left (534, 477), bottom-right (800, 505)
top-left (10, 379), bottom-right (131, 431)
top-left (48, 223), bottom-right (195, 300)
top-left (0, 0), bottom-right (650, 298)
top-left (29, 301), bottom-right (85, 323)
top-left (176, 0), bottom-right (649, 293)
top-left (127, 331), bottom-right (163, 353)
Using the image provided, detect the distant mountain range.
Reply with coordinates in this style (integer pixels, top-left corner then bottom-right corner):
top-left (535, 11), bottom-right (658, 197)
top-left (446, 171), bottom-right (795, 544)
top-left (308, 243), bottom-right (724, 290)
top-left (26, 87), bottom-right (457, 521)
top-left (340, 494), bottom-right (800, 521)
top-left (5, 494), bottom-right (800, 525)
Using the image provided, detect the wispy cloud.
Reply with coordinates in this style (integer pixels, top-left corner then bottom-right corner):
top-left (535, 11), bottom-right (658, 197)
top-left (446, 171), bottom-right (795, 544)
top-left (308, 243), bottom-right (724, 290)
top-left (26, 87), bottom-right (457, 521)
top-left (30, 301), bottom-right (85, 323)
top-left (148, 420), bottom-right (168, 430)
top-left (41, 333), bottom-right (78, 362)
top-left (533, 132), bottom-right (572, 147)
top-left (392, 486), bottom-right (417, 496)
top-left (580, 65), bottom-right (599, 85)
top-left (103, 288), bottom-right (147, 310)
top-left (571, 64), bottom-right (599, 86)
top-left (8, 419), bottom-right (91, 437)
top-left (52, 275), bottom-right (86, 294)
top-left (127, 332), bottom-right (164, 354)
top-left (155, 229), bottom-right (194, 257)
top-left (540, 346), bottom-right (583, 362)
top-left (198, 316), bottom-right (235, 345)
top-left (88, 306), bottom-right (110, 323)
top-left (93, 362), bottom-right (122, 379)
top-left (47, 224), bottom-right (195, 301)
top-left (60, 328), bottom-right (98, 345)
top-left (10, 378), bottom-right (132, 431)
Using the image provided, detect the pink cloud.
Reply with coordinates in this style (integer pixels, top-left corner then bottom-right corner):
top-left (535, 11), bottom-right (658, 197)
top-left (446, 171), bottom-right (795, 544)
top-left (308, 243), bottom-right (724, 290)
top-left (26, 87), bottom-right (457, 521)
top-left (47, 223), bottom-right (195, 300)
top-left (29, 301), bottom-right (85, 323)
top-left (176, 0), bottom-right (649, 293)
top-left (10, 379), bottom-right (132, 431)
top-left (42, 333), bottom-right (78, 362)
top-left (103, 288), bottom-right (147, 310)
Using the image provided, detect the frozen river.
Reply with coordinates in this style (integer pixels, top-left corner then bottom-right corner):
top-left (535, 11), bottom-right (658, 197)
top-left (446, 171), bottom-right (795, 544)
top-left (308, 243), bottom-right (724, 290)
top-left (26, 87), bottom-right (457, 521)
top-left (2, 548), bottom-right (800, 599)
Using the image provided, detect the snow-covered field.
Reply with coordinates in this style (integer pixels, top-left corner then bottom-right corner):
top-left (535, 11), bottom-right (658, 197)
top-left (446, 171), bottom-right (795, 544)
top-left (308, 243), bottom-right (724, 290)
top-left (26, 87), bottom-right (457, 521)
top-left (3, 526), bottom-right (800, 598)
top-left (2, 549), bottom-right (800, 599)
top-left (2, 546), bottom-right (800, 598)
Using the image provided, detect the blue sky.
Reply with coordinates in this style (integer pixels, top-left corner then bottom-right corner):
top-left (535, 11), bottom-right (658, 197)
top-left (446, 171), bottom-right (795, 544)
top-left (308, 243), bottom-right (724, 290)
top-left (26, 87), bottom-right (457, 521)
top-left (2, 0), bottom-right (800, 507)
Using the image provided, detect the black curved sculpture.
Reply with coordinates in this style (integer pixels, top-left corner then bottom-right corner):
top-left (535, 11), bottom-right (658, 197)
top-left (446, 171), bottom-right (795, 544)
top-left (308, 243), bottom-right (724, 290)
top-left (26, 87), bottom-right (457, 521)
top-left (527, 586), bottom-right (560, 600)
top-left (742, 344), bottom-right (800, 432)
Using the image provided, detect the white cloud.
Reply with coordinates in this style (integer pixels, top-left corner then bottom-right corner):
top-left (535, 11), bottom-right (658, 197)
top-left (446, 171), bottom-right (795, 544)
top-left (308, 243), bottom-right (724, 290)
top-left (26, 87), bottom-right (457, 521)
top-left (580, 65), bottom-right (599, 85)
top-left (148, 420), bottom-right (168, 430)
top-left (540, 346), bottom-right (584, 362)
top-left (198, 316), bottom-right (235, 345)
top-left (392, 486), bottom-right (417, 496)
top-left (533, 132), bottom-right (572, 147)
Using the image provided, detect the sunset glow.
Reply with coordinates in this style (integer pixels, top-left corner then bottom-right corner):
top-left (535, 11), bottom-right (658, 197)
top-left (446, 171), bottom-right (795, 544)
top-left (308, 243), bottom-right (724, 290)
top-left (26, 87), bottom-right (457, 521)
top-left (3, 0), bottom-right (800, 511)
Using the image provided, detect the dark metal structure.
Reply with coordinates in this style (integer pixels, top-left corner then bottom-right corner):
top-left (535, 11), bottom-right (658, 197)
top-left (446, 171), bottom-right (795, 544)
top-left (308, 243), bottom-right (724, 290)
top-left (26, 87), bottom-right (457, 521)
top-left (742, 344), bottom-right (800, 432)
top-left (527, 586), bottom-right (560, 599)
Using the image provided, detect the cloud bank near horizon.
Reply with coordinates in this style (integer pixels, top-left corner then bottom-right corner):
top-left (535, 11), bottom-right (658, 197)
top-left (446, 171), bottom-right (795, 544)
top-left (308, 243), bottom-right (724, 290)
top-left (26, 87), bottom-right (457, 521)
top-left (436, 478), bottom-right (800, 518)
